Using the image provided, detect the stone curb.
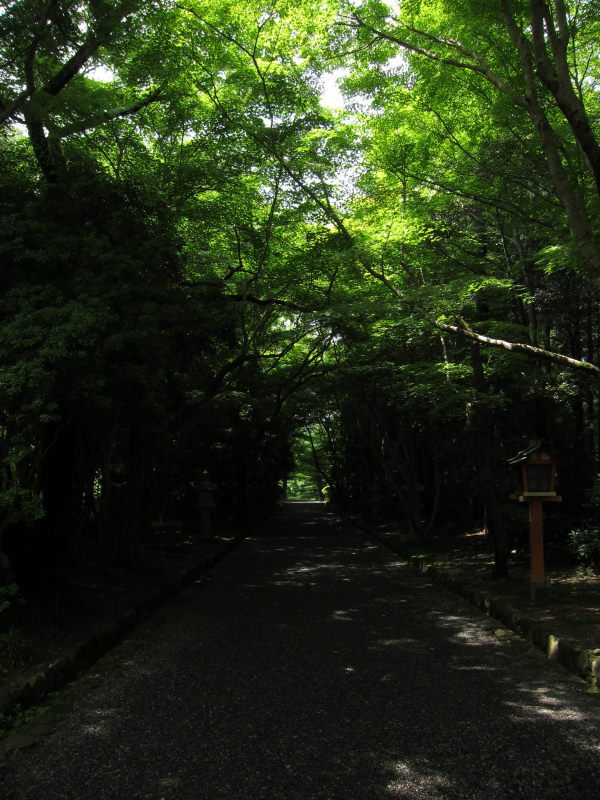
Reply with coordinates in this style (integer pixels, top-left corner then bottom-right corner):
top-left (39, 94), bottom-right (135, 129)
top-left (0, 532), bottom-right (246, 723)
top-left (364, 527), bottom-right (600, 689)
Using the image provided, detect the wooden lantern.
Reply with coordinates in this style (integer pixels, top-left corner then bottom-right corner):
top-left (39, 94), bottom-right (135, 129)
top-left (508, 440), bottom-right (561, 600)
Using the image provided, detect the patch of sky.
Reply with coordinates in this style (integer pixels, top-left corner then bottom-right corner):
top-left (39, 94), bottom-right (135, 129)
top-left (320, 69), bottom-right (348, 110)
top-left (86, 64), bottom-right (116, 82)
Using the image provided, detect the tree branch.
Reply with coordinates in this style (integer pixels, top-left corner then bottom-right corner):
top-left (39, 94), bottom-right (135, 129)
top-left (51, 88), bottom-right (164, 139)
top-left (435, 317), bottom-right (600, 376)
top-left (358, 248), bottom-right (600, 377)
top-left (1, 1), bottom-right (140, 126)
top-left (349, 12), bottom-right (528, 109)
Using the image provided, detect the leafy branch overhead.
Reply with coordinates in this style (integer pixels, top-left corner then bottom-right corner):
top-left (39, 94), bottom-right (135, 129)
top-left (1, 0), bottom-right (600, 578)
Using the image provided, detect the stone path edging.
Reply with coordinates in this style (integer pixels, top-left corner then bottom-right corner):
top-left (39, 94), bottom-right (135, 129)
top-left (361, 525), bottom-right (600, 689)
top-left (0, 533), bottom-right (246, 723)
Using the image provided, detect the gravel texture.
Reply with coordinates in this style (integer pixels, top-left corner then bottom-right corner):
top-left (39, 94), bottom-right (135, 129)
top-left (2, 501), bottom-right (599, 799)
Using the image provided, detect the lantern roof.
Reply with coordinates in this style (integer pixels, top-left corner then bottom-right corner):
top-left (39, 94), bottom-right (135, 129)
top-left (507, 439), bottom-right (548, 466)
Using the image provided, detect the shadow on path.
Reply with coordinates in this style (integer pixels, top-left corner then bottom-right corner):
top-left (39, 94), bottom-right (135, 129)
top-left (2, 502), bottom-right (600, 799)
top-left (252, 500), bottom-right (344, 538)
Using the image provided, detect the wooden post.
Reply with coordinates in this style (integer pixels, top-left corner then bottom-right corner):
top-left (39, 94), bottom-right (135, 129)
top-left (197, 471), bottom-right (215, 537)
top-left (528, 498), bottom-right (546, 600)
top-left (508, 442), bottom-right (561, 603)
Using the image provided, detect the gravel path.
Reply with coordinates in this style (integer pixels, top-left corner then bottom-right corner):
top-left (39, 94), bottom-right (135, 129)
top-left (2, 502), bottom-right (599, 799)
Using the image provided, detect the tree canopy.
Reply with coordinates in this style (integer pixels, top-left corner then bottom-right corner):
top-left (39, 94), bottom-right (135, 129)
top-left (1, 0), bottom-right (599, 582)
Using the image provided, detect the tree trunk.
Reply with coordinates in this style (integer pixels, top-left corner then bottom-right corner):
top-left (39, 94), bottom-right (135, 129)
top-left (114, 428), bottom-right (147, 568)
top-left (529, 0), bottom-right (600, 195)
top-left (468, 344), bottom-right (511, 578)
top-left (38, 413), bottom-right (82, 555)
top-left (500, 1), bottom-right (600, 275)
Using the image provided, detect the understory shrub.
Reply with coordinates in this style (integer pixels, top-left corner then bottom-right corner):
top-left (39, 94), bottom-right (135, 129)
top-left (567, 527), bottom-right (600, 567)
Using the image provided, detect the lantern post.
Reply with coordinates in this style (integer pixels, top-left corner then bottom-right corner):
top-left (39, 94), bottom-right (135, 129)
top-left (197, 470), bottom-right (215, 536)
top-left (508, 441), bottom-right (561, 601)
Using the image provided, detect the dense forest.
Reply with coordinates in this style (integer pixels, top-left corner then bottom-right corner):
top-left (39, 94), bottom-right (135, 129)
top-left (1, 0), bottom-right (599, 589)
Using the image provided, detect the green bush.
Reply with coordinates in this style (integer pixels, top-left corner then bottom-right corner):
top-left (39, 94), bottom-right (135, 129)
top-left (286, 476), bottom-right (318, 500)
top-left (0, 583), bottom-right (18, 615)
top-left (567, 527), bottom-right (600, 567)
